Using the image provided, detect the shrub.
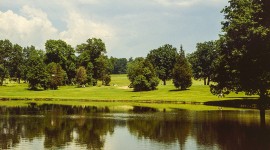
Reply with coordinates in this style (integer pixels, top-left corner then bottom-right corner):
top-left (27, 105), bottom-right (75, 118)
top-left (172, 51), bottom-right (192, 90)
top-left (76, 66), bottom-right (87, 86)
top-left (127, 58), bottom-right (159, 91)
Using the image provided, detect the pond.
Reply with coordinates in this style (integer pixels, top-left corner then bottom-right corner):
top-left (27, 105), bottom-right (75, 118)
top-left (0, 104), bottom-right (270, 150)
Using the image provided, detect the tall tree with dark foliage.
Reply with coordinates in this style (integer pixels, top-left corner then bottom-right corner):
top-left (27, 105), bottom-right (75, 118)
top-left (212, 0), bottom-right (270, 100)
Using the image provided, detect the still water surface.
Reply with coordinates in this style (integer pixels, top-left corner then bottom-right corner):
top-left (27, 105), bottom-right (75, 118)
top-left (0, 104), bottom-right (270, 150)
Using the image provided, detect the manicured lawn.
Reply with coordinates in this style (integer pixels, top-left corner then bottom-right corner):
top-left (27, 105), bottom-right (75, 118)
top-left (0, 74), bottom-right (258, 110)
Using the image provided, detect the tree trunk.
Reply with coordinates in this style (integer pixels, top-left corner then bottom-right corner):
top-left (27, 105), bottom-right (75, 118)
top-left (260, 109), bottom-right (266, 127)
top-left (0, 76), bottom-right (4, 86)
top-left (204, 78), bottom-right (206, 85)
top-left (259, 88), bottom-right (267, 101)
top-left (163, 80), bottom-right (166, 85)
top-left (207, 77), bottom-right (210, 85)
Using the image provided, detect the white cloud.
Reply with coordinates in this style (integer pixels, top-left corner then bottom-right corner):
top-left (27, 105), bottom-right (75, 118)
top-left (59, 11), bottom-right (114, 48)
top-left (21, 5), bottom-right (47, 20)
top-left (0, 4), bottom-right (114, 51)
top-left (0, 0), bottom-right (227, 58)
top-left (49, 0), bottom-right (116, 50)
top-left (75, 0), bottom-right (100, 4)
top-left (154, 0), bottom-right (226, 7)
top-left (0, 5), bottom-right (58, 48)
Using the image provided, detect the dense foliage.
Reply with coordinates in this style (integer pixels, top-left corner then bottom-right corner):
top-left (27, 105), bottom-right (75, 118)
top-left (0, 39), bottom-right (13, 85)
top-left (25, 49), bottom-right (48, 90)
top-left (0, 38), bottom-right (112, 90)
top-left (109, 57), bottom-right (128, 74)
top-left (46, 62), bottom-right (66, 90)
top-left (76, 66), bottom-right (87, 86)
top-left (188, 41), bottom-right (218, 85)
top-left (172, 48), bottom-right (192, 90)
top-left (212, 0), bottom-right (270, 99)
top-left (45, 40), bottom-right (76, 84)
top-left (127, 58), bottom-right (159, 91)
top-left (76, 38), bottom-right (110, 86)
top-left (147, 44), bottom-right (178, 85)
top-left (1, 37), bottom-right (194, 92)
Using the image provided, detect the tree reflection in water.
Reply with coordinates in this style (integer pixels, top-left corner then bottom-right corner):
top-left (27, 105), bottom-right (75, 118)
top-left (0, 104), bottom-right (270, 150)
top-left (0, 104), bottom-right (115, 149)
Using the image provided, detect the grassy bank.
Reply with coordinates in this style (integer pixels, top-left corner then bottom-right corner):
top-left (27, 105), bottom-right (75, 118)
top-left (0, 74), bottom-right (258, 110)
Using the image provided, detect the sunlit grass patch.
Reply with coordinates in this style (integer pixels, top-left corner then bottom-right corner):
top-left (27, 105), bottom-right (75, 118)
top-left (0, 74), bottom-right (258, 110)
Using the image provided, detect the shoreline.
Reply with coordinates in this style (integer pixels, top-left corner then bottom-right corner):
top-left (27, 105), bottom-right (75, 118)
top-left (0, 97), bottom-right (266, 111)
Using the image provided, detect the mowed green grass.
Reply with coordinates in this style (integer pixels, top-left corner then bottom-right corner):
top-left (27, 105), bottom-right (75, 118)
top-left (0, 74), bottom-right (255, 101)
top-left (0, 74), bottom-right (258, 110)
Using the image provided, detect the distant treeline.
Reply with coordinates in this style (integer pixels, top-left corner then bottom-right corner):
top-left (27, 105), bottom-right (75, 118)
top-left (0, 38), bottom-right (194, 91)
top-left (0, 38), bottom-right (131, 90)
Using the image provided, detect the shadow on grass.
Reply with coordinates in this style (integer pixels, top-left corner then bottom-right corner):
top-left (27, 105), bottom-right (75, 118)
top-left (225, 96), bottom-right (258, 99)
top-left (204, 97), bottom-right (270, 109)
top-left (27, 88), bottom-right (44, 91)
top-left (126, 90), bottom-right (153, 93)
top-left (169, 89), bottom-right (190, 92)
top-left (27, 88), bottom-right (59, 91)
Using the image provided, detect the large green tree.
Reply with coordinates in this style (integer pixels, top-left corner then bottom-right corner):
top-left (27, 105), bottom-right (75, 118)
top-left (212, 0), bottom-right (270, 100)
top-left (46, 62), bottom-right (66, 90)
top-left (9, 44), bottom-right (23, 83)
top-left (188, 41), bottom-right (218, 85)
top-left (76, 38), bottom-right (110, 85)
top-left (45, 40), bottom-right (76, 84)
top-left (76, 66), bottom-right (87, 86)
top-left (21, 46), bottom-right (36, 82)
top-left (95, 55), bottom-right (111, 85)
top-left (0, 64), bottom-right (8, 86)
top-left (0, 39), bottom-right (12, 85)
top-left (25, 47), bottom-right (48, 90)
top-left (147, 44), bottom-right (178, 85)
top-left (127, 57), bottom-right (159, 91)
top-left (76, 51), bottom-right (94, 85)
top-left (172, 47), bottom-right (192, 90)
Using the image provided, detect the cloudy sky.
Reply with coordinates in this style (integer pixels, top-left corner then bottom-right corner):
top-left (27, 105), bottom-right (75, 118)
top-left (0, 0), bottom-right (228, 58)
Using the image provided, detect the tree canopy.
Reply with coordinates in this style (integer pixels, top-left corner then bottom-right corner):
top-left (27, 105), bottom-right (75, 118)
top-left (76, 66), bottom-right (87, 86)
top-left (188, 41), bottom-right (218, 85)
top-left (25, 48), bottom-right (48, 90)
top-left (0, 37), bottom-right (113, 89)
top-left (45, 39), bottom-right (76, 84)
top-left (147, 44), bottom-right (178, 85)
top-left (46, 62), bottom-right (66, 90)
top-left (110, 57), bottom-right (128, 74)
top-left (172, 47), bottom-right (192, 90)
top-left (9, 44), bottom-right (23, 83)
top-left (0, 39), bottom-right (12, 85)
top-left (211, 0), bottom-right (270, 99)
top-left (76, 38), bottom-right (110, 86)
top-left (127, 57), bottom-right (159, 91)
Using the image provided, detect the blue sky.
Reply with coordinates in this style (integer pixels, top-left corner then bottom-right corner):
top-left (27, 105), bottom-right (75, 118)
top-left (0, 0), bottom-right (228, 58)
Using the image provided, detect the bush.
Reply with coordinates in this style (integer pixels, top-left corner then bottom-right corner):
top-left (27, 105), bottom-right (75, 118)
top-left (172, 53), bottom-right (192, 90)
top-left (47, 62), bottom-right (65, 90)
top-left (133, 75), bottom-right (148, 91)
top-left (172, 66), bottom-right (192, 90)
top-left (76, 66), bottom-right (87, 86)
top-left (103, 74), bottom-right (111, 86)
top-left (127, 58), bottom-right (159, 91)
